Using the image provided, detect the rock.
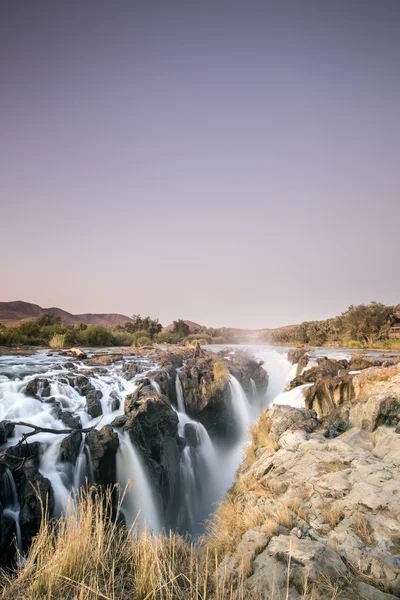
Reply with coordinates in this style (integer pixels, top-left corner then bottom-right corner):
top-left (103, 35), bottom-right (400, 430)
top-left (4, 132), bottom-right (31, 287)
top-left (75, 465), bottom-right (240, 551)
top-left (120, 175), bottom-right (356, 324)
top-left (86, 353), bottom-right (123, 366)
top-left (123, 387), bottom-right (181, 523)
top-left (85, 425), bottom-right (119, 487)
top-left (15, 458), bottom-right (53, 551)
top-left (110, 390), bottom-right (120, 412)
top-left (59, 411), bottom-right (82, 429)
top-left (60, 431), bottom-right (82, 463)
top-left (148, 368), bottom-right (177, 404)
top-left (110, 414), bottom-right (127, 428)
top-left (350, 355), bottom-right (382, 371)
top-left (60, 348), bottom-right (87, 359)
top-left (85, 389), bottom-right (103, 418)
top-left (24, 378), bottom-right (51, 398)
top-left (216, 404), bottom-right (400, 598)
top-left (347, 393), bottom-right (400, 431)
top-left (0, 508), bottom-right (16, 567)
top-left (288, 349), bottom-right (310, 373)
top-left (0, 421), bottom-right (15, 444)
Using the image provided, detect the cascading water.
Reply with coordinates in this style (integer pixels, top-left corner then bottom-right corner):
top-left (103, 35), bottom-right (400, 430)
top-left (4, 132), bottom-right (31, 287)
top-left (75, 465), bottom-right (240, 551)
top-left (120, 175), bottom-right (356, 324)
top-left (175, 410), bottom-right (218, 533)
top-left (116, 432), bottom-right (161, 533)
top-left (1, 469), bottom-right (23, 557)
top-left (175, 374), bottom-right (186, 413)
top-left (0, 345), bottom-right (319, 542)
top-left (228, 375), bottom-right (251, 439)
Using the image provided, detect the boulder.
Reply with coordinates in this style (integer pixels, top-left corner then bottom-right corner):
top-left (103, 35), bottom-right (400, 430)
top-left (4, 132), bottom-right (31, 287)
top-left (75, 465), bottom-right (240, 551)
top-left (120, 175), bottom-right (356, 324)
top-left (85, 389), bottom-right (103, 418)
top-left (59, 410), bottom-right (82, 429)
top-left (123, 387), bottom-right (181, 524)
top-left (60, 431), bottom-right (82, 464)
top-left (85, 425), bottom-right (119, 487)
top-left (0, 421), bottom-right (15, 444)
top-left (287, 349), bottom-right (310, 373)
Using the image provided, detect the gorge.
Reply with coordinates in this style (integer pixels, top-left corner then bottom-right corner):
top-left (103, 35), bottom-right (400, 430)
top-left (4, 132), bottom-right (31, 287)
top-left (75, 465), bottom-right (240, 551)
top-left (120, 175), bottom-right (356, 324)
top-left (0, 344), bottom-right (399, 599)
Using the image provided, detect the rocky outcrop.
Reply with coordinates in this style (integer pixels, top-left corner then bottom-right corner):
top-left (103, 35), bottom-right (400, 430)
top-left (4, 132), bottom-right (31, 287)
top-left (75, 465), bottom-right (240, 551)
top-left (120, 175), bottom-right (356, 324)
top-left (1, 442), bottom-right (53, 553)
top-left (299, 362), bottom-right (400, 434)
top-left (287, 348), bottom-right (310, 374)
top-left (120, 386), bottom-right (182, 525)
top-left (215, 404), bottom-right (400, 600)
top-left (85, 426), bottom-right (119, 487)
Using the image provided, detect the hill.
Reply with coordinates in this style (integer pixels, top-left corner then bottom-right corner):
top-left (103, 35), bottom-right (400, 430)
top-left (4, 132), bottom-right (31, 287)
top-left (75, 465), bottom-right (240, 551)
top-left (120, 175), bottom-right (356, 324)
top-left (0, 301), bottom-right (132, 328)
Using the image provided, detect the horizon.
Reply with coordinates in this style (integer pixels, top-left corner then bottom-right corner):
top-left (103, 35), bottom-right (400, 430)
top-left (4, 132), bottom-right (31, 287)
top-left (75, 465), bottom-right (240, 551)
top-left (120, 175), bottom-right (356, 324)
top-left (1, 297), bottom-right (398, 331)
top-left (2, 1), bottom-right (400, 328)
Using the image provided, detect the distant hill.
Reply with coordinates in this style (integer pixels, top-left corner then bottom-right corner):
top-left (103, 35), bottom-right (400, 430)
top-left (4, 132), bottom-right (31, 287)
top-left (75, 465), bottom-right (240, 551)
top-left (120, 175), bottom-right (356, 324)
top-left (0, 301), bottom-right (132, 328)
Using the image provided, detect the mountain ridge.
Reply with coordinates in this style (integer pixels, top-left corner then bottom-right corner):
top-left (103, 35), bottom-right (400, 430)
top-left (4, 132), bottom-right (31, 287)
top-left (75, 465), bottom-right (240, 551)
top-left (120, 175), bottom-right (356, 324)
top-left (0, 301), bottom-right (133, 328)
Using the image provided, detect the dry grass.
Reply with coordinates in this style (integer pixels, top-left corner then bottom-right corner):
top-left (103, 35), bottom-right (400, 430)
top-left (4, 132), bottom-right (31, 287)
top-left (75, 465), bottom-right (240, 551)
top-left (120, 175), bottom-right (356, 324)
top-left (321, 504), bottom-right (344, 529)
top-left (249, 411), bottom-right (277, 451)
top-left (0, 487), bottom-right (244, 600)
top-left (286, 498), bottom-right (308, 523)
top-left (49, 333), bottom-right (66, 349)
top-left (351, 511), bottom-right (372, 545)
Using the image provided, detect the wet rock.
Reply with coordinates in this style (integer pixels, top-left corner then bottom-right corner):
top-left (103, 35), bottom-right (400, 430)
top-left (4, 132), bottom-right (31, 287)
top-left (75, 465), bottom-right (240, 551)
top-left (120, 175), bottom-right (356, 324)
top-left (60, 431), bottom-right (82, 463)
top-left (110, 414), bottom-right (127, 428)
top-left (287, 348), bottom-right (310, 373)
top-left (24, 378), bottom-right (51, 399)
top-left (0, 421), bottom-right (15, 444)
top-left (121, 361), bottom-right (144, 379)
top-left (123, 387), bottom-right (181, 524)
top-left (0, 508), bottom-right (16, 567)
top-left (85, 389), bottom-right (103, 418)
top-left (148, 368), bottom-right (177, 404)
top-left (110, 390), bottom-right (120, 412)
top-left (183, 423), bottom-right (200, 447)
top-left (85, 425), bottom-right (119, 487)
top-left (59, 410), bottom-right (82, 429)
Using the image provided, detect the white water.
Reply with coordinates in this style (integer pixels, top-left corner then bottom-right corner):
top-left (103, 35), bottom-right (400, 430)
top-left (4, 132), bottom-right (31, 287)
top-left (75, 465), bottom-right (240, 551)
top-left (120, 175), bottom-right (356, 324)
top-left (1, 345), bottom-right (361, 539)
top-left (1, 469), bottom-right (23, 556)
top-left (116, 432), bottom-right (161, 533)
top-left (175, 375), bottom-right (186, 413)
top-left (228, 375), bottom-right (251, 439)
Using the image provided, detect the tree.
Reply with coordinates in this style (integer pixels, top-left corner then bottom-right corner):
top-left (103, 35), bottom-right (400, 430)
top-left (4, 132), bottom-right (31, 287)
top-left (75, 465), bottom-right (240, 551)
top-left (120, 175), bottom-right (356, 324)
top-left (173, 320), bottom-right (190, 339)
top-left (36, 312), bottom-right (62, 327)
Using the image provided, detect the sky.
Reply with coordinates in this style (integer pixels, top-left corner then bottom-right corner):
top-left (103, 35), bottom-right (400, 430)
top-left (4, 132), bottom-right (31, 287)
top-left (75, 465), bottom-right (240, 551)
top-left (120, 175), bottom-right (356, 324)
top-left (1, 0), bottom-right (399, 328)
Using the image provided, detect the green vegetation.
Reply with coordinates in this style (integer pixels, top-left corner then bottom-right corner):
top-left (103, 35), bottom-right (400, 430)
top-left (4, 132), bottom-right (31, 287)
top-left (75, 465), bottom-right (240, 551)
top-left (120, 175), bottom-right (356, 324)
top-left (0, 313), bottom-right (162, 348)
top-left (269, 301), bottom-right (400, 348)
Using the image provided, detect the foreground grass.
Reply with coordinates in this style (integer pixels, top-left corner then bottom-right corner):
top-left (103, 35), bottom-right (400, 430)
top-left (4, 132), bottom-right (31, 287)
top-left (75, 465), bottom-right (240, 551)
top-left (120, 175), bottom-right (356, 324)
top-left (0, 487), bottom-right (251, 600)
top-left (1, 481), bottom-right (346, 600)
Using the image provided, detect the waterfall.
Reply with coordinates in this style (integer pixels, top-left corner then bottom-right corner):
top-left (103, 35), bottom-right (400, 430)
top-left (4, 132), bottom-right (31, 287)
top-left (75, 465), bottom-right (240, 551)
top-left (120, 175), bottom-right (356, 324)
top-left (272, 383), bottom-right (313, 409)
top-left (228, 375), bottom-right (251, 440)
top-left (1, 469), bottom-right (23, 556)
top-left (175, 411), bottom-right (218, 534)
top-left (175, 375), bottom-right (185, 413)
top-left (73, 437), bottom-right (88, 489)
top-left (116, 432), bottom-right (161, 533)
top-left (40, 437), bottom-right (71, 517)
top-left (253, 348), bottom-right (295, 405)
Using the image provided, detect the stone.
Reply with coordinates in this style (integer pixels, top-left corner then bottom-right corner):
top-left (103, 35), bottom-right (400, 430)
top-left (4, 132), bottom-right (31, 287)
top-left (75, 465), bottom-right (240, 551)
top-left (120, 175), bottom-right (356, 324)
top-left (0, 421), bottom-right (15, 444)
top-left (85, 389), bottom-right (103, 418)
top-left (85, 425), bottom-right (119, 487)
top-left (60, 431), bottom-right (82, 464)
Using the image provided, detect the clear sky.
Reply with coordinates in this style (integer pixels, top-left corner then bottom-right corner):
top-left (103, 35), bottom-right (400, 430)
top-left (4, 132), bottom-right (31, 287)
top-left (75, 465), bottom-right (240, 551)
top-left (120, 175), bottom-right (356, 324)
top-left (1, 0), bottom-right (399, 328)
